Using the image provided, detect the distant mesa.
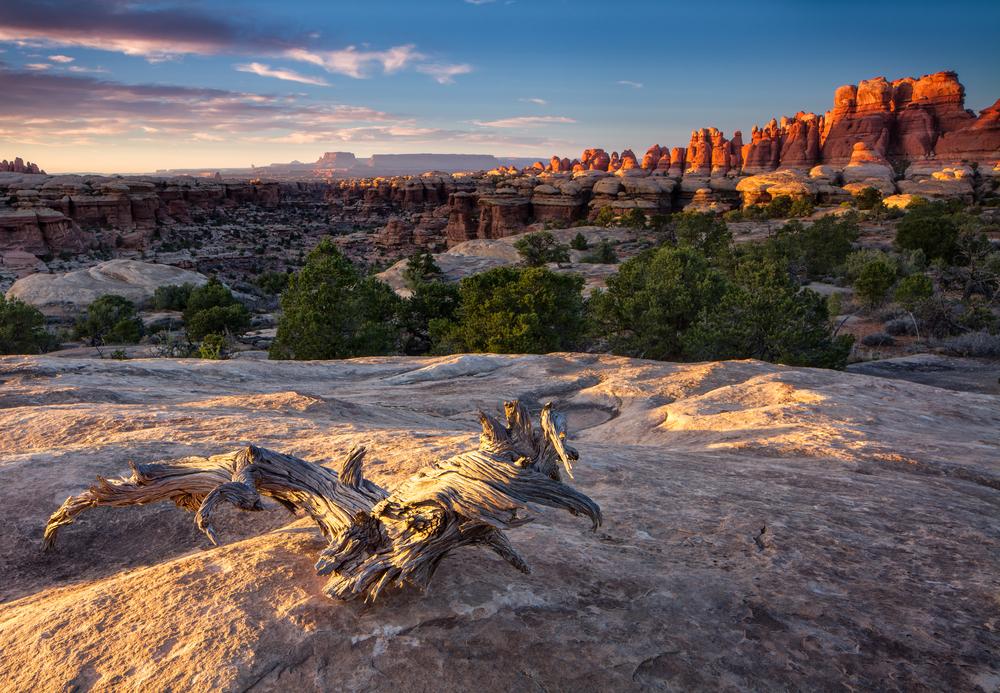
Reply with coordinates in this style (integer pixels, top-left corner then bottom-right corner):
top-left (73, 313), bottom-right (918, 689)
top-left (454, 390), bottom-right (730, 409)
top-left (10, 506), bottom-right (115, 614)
top-left (0, 157), bottom-right (45, 175)
top-left (161, 153), bottom-right (543, 179)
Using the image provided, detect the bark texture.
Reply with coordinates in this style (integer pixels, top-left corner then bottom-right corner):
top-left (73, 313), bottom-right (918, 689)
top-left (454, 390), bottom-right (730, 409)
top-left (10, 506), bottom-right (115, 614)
top-left (43, 400), bottom-right (602, 602)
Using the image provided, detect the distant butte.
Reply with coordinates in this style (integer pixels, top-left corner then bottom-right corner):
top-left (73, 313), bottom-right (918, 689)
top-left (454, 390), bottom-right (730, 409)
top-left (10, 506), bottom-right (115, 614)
top-left (0, 157), bottom-right (45, 175)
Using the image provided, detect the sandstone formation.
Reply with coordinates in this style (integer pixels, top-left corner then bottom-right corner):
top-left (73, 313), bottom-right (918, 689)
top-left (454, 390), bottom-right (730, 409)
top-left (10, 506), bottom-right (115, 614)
top-left (0, 157), bottom-right (45, 174)
top-left (0, 353), bottom-right (997, 690)
top-left (5, 259), bottom-right (208, 316)
top-left (0, 172), bottom-right (287, 258)
top-left (532, 71), bottom-right (998, 178)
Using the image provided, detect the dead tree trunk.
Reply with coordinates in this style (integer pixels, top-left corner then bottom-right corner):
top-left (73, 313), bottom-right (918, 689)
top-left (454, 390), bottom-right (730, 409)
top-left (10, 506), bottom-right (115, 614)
top-left (43, 401), bottom-right (602, 602)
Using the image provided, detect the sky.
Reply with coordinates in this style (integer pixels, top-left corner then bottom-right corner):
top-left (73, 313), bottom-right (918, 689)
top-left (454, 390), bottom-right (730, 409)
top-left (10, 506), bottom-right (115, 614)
top-left (2, 0), bottom-right (999, 174)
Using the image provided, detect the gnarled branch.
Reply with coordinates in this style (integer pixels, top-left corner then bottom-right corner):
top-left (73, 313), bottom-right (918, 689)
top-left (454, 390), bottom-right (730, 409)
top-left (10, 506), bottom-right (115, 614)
top-left (43, 401), bottom-right (602, 602)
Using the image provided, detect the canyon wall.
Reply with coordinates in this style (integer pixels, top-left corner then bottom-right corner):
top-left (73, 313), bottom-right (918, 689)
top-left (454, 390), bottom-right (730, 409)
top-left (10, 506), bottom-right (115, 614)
top-left (0, 174), bottom-right (327, 257)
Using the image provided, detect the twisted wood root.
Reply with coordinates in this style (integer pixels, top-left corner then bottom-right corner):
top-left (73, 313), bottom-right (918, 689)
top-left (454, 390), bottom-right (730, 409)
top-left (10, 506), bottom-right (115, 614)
top-left (43, 401), bottom-right (602, 602)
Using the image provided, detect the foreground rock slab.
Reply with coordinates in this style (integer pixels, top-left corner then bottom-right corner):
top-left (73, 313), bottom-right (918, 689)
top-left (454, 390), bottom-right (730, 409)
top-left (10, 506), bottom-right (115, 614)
top-left (0, 354), bottom-right (997, 691)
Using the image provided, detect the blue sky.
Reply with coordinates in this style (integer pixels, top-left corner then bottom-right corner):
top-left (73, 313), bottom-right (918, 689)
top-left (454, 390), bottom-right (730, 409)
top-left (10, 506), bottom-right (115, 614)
top-left (2, 0), bottom-right (999, 173)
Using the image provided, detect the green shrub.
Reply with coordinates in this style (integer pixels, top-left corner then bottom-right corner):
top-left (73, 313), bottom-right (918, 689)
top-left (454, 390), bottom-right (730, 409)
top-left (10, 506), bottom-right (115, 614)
top-left (588, 245), bottom-right (728, 360)
top-left (894, 274), bottom-right (934, 310)
top-left (513, 231), bottom-right (570, 267)
top-left (854, 187), bottom-right (883, 211)
top-left (673, 212), bottom-right (732, 260)
top-left (570, 232), bottom-right (589, 250)
top-left (895, 201), bottom-right (961, 262)
top-left (269, 239), bottom-right (402, 360)
top-left (182, 278), bottom-right (250, 341)
top-left (593, 206), bottom-right (616, 227)
top-left (684, 262), bottom-right (854, 369)
top-left (788, 197), bottom-right (815, 218)
top-left (76, 295), bottom-right (144, 345)
top-left (621, 208), bottom-right (647, 229)
top-left (257, 271), bottom-right (290, 296)
top-left (185, 305), bottom-right (251, 341)
top-left (197, 333), bottom-right (228, 360)
top-left (0, 295), bottom-right (55, 354)
top-left (580, 240), bottom-right (618, 264)
top-left (764, 195), bottom-right (793, 219)
top-left (151, 283), bottom-right (193, 311)
top-left (853, 256), bottom-right (899, 308)
top-left (431, 266), bottom-right (585, 354)
top-left (401, 250), bottom-right (442, 289)
top-left (400, 280), bottom-right (460, 355)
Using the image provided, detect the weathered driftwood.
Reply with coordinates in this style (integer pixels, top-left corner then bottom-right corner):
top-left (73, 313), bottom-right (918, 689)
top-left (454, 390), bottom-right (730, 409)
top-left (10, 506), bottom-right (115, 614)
top-left (43, 401), bottom-right (602, 601)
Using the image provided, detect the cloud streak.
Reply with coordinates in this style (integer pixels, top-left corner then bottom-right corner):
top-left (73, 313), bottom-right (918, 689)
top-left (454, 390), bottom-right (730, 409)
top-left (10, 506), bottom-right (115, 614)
top-left (415, 62), bottom-right (473, 84)
top-left (285, 45), bottom-right (422, 79)
top-left (474, 115), bottom-right (576, 128)
top-left (617, 80), bottom-right (644, 89)
top-left (235, 62), bottom-right (329, 86)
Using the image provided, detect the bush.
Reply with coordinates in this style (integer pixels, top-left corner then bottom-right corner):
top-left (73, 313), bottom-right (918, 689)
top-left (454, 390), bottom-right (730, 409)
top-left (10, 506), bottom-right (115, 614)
top-left (182, 278), bottom-right (250, 341)
top-left (884, 318), bottom-right (917, 336)
top-left (914, 295), bottom-right (963, 338)
top-left (790, 215), bottom-right (859, 279)
top-left (0, 295), bottom-right (55, 354)
top-left (621, 208), bottom-right (647, 229)
top-left (853, 255), bottom-right (899, 308)
top-left (513, 232), bottom-right (570, 267)
top-left (895, 201), bottom-right (961, 262)
top-left (788, 197), bottom-right (815, 218)
top-left (257, 271), bottom-right (290, 296)
top-left (570, 232), bottom-right (589, 250)
top-left (673, 212), bottom-right (732, 260)
top-left (151, 283), bottom-right (193, 311)
top-left (197, 333), bottom-right (228, 360)
top-left (401, 250), bottom-right (442, 289)
top-left (588, 245), bottom-right (728, 360)
top-left (593, 206), bottom-right (616, 227)
top-left (894, 274), bottom-right (934, 310)
top-left (937, 331), bottom-right (1000, 358)
top-left (431, 266), bottom-right (585, 354)
top-left (185, 305), bottom-right (251, 341)
top-left (764, 195), bottom-right (793, 219)
top-left (270, 239), bottom-right (402, 359)
top-left (399, 280), bottom-right (460, 355)
top-left (683, 258), bottom-right (854, 369)
top-left (580, 240), bottom-right (618, 264)
top-left (854, 187), bottom-right (883, 211)
top-left (861, 332), bottom-right (896, 347)
top-left (76, 295), bottom-right (144, 346)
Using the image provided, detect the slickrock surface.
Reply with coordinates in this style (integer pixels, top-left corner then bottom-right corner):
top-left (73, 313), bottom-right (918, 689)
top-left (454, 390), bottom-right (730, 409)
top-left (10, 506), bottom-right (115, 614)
top-left (376, 226), bottom-right (636, 295)
top-left (5, 259), bottom-right (208, 316)
top-left (0, 353), bottom-right (997, 691)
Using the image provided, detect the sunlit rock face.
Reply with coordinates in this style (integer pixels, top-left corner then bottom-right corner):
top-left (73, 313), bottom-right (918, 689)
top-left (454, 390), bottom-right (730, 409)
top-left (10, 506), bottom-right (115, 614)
top-left (0, 353), bottom-right (997, 690)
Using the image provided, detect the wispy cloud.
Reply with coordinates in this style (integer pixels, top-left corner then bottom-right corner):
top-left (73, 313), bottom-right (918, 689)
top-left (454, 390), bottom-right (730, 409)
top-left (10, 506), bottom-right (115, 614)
top-left (617, 80), bottom-right (643, 89)
top-left (415, 62), bottom-right (472, 84)
top-left (0, 2), bottom-right (471, 83)
top-left (236, 62), bottom-right (329, 86)
top-left (0, 0), bottom-right (292, 61)
top-left (24, 62), bottom-right (50, 70)
top-left (285, 45), bottom-right (422, 79)
top-left (464, 0), bottom-right (497, 4)
top-left (474, 115), bottom-right (575, 128)
top-left (0, 65), bottom-right (397, 147)
top-left (520, 97), bottom-right (547, 105)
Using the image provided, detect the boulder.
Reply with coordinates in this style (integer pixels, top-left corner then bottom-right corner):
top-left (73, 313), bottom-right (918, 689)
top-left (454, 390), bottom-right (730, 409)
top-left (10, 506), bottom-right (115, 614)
top-left (6, 259), bottom-right (209, 317)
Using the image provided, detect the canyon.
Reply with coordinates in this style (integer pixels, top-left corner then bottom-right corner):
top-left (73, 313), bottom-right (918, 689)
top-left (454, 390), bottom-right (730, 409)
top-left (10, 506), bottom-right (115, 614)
top-left (2, 70), bottom-right (998, 271)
